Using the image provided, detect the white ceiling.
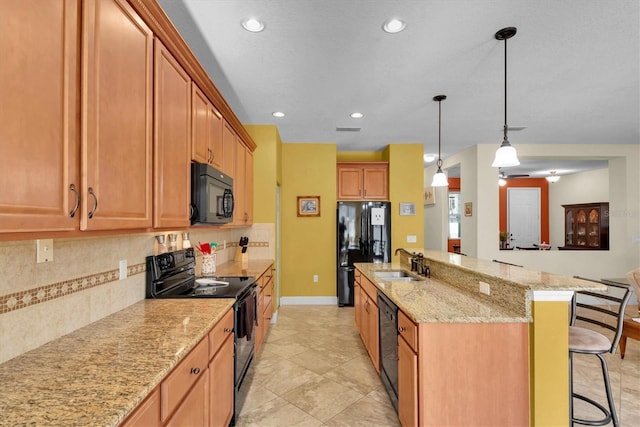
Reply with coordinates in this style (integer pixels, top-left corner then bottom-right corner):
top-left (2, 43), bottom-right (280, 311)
top-left (159, 0), bottom-right (639, 177)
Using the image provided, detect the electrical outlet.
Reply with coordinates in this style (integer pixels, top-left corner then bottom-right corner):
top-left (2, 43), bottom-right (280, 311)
top-left (407, 235), bottom-right (417, 243)
top-left (36, 239), bottom-right (54, 263)
top-left (313, 275), bottom-right (319, 283)
top-left (119, 260), bottom-right (128, 280)
top-left (479, 281), bottom-right (491, 295)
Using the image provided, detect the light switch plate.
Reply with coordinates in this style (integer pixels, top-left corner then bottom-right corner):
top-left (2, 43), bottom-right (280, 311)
top-left (36, 239), bottom-right (54, 263)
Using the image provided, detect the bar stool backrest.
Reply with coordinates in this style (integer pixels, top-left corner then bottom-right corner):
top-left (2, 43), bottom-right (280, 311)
top-left (571, 276), bottom-right (632, 354)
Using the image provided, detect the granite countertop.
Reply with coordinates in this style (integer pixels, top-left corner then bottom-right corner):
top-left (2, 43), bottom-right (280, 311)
top-left (0, 258), bottom-right (275, 426)
top-left (0, 258), bottom-right (274, 426)
top-left (355, 263), bottom-right (528, 324)
top-left (0, 298), bottom-right (234, 426)
top-left (417, 249), bottom-right (607, 292)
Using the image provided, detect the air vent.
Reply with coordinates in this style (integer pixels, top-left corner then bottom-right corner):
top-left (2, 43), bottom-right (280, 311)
top-left (336, 127), bottom-right (361, 132)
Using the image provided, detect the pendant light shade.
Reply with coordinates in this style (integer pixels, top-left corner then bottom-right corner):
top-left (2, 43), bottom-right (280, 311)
top-left (431, 95), bottom-right (449, 187)
top-left (492, 27), bottom-right (520, 168)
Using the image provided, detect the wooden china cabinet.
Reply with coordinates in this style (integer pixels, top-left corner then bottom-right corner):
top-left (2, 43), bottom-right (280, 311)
top-left (560, 202), bottom-right (609, 250)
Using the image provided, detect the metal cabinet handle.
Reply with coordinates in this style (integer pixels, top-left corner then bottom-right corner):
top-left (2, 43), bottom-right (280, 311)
top-left (398, 326), bottom-right (406, 333)
top-left (190, 367), bottom-right (201, 375)
top-left (68, 184), bottom-right (79, 218)
top-left (224, 327), bottom-right (233, 333)
top-left (87, 187), bottom-right (98, 219)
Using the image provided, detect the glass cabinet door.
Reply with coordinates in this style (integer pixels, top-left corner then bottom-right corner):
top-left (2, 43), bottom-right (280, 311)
top-left (565, 210), bottom-right (574, 245)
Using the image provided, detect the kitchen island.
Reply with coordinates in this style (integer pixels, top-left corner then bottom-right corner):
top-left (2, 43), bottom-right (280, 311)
top-left (355, 249), bottom-right (605, 427)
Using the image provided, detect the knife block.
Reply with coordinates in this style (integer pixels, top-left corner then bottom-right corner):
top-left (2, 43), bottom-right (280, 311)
top-left (235, 247), bottom-right (249, 268)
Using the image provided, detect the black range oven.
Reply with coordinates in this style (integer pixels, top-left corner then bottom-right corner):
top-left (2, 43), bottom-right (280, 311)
top-left (146, 248), bottom-right (256, 424)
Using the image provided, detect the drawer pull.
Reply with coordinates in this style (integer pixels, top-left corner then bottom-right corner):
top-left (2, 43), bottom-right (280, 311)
top-left (398, 326), bottom-right (406, 333)
top-left (190, 367), bottom-right (201, 375)
top-left (224, 327), bottom-right (233, 333)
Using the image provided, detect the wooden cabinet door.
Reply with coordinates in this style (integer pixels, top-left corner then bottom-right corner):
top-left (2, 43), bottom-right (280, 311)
top-left (363, 165), bottom-right (388, 200)
top-left (191, 83), bottom-right (210, 165)
top-left (165, 370), bottom-right (209, 427)
top-left (209, 334), bottom-right (234, 427)
top-left (245, 148), bottom-right (254, 224)
top-left (153, 39), bottom-right (191, 228)
top-left (233, 140), bottom-right (246, 225)
top-left (81, 0), bottom-right (153, 230)
top-left (398, 336), bottom-right (418, 427)
top-left (367, 295), bottom-right (380, 372)
top-left (337, 166), bottom-right (363, 199)
top-left (0, 0), bottom-right (79, 232)
top-left (210, 105), bottom-right (223, 169)
top-left (222, 121), bottom-right (236, 177)
top-left (121, 388), bottom-right (160, 427)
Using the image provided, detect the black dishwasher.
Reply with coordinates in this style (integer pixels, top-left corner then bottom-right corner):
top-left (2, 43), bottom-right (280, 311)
top-left (378, 291), bottom-right (399, 412)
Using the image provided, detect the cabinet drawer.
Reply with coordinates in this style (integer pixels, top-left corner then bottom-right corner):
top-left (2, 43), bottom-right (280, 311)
top-left (360, 276), bottom-right (378, 302)
top-left (161, 337), bottom-right (209, 421)
top-left (208, 308), bottom-right (234, 360)
top-left (398, 310), bottom-right (418, 352)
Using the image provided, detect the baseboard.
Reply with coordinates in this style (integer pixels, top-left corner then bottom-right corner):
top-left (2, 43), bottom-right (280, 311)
top-left (279, 296), bottom-right (338, 305)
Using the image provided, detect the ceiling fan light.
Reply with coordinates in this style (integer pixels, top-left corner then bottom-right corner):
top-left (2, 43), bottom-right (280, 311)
top-left (546, 171), bottom-right (560, 183)
top-left (431, 168), bottom-right (449, 187)
top-left (492, 142), bottom-right (520, 167)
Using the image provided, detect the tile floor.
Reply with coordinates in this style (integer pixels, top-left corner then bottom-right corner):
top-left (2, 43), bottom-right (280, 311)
top-left (237, 305), bottom-right (640, 427)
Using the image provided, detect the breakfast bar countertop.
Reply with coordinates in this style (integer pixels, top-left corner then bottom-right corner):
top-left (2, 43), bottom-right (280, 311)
top-left (0, 298), bottom-right (234, 427)
top-left (355, 250), bottom-right (606, 324)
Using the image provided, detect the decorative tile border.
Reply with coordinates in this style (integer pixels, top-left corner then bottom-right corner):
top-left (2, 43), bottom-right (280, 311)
top-left (0, 263), bottom-right (146, 315)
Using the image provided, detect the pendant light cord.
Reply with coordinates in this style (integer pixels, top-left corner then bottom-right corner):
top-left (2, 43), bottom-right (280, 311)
top-left (504, 37), bottom-right (508, 142)
top-left (437, 99), bottom-right (442, 168)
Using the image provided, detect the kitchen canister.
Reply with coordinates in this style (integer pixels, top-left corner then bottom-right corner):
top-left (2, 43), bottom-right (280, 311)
top-left (155, 235), bottom-right (168, 254)
top-left (168, 233), bottom-right (178, 251)
top-left (202, 253), bottom-right (216, 275)
top-left (182, 232), bottom-right (191, 249)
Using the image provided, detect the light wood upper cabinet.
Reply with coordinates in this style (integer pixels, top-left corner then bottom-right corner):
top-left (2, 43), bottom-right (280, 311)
top-left (0, 0), bottom-right (80, 232)
top-left (191, 83), bottom-right (223, 169)
top-left (222, 121), bottom-right (237, 177)
top-left (153, 39), bottom-right (191, 228)
top-left (81, 0), bottom-right (153, 230)
top-left (337, 162), bottom-right (388, 200)
top-left (233, 142), bottom-right (254, 226)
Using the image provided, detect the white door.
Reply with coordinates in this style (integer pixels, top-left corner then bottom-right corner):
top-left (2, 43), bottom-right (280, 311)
top-left (507, 188), bottom-right (540, 248)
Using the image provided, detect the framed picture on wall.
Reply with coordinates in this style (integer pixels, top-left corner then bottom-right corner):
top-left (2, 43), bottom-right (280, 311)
top-left (424, 187), bottom-right (435, 205)
top-left (297, 196), bottom-right (320, 217)
top-left (464, 202), bottom-right (473, 217)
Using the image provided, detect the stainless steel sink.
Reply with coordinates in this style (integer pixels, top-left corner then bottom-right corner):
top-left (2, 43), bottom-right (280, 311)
top-left (374, 270), bottom-right (419, 281)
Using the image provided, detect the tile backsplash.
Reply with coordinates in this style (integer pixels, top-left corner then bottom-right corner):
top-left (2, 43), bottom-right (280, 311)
top-left (0, 223), bottom-right (274, 364)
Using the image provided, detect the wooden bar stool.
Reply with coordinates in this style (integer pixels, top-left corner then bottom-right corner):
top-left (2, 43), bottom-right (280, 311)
top-left (569, 278), bottom-right (632, 427)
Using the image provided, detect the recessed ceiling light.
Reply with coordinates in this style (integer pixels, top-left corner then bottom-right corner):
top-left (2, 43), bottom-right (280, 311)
top-left (383, 18), bottom-right (406, 34)
top-left (241, 18), bottom-right (265, 32)
top-left (423, 154), bottom-right (436, 163)
top-left (350, 112), bottom-right (364, 119)
top-left (272, 111), bottom-right (285, 118)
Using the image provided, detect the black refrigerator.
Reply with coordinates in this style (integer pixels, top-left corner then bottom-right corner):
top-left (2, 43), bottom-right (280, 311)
top-left (337, 201), bottom-right (391, 306)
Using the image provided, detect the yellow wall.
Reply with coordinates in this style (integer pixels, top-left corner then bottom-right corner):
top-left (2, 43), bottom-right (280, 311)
top-left (388, 144), bottom-right (425, 258)
top-left (336, 151), bottom-right (388, 162)
top-left (244, 125), bottom-right (282, 223)
top-left (280, 143), bottom-right (337, 297)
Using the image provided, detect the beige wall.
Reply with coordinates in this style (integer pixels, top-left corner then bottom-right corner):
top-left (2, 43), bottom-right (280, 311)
top-left (424, 143), bottom-right (640, 277)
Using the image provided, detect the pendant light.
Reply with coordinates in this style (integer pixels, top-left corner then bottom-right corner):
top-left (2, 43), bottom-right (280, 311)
top-left (492, 27), bottom-right (520, 168)
top-left (431, 95), bottom-right (449, 187)
top-left (545, 171), bottom-right (560, 183)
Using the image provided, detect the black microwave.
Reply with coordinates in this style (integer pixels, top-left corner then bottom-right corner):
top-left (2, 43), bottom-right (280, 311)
top-left (190, 162), bottom-right (234, 225)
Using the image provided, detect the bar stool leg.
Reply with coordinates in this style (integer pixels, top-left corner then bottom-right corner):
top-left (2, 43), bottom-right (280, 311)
top-left (596, 353), bottom-right (619, 427)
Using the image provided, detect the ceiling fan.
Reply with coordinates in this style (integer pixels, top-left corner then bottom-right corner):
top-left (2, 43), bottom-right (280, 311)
top-left (498, 168), bottom-right (529, 179)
